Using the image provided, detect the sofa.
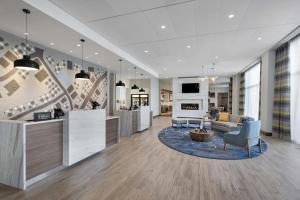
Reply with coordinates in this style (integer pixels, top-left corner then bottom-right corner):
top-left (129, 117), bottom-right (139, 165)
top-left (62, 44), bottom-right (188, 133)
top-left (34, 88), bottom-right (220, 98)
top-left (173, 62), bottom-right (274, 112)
top-left (211, 114), bottom-right (242, 132)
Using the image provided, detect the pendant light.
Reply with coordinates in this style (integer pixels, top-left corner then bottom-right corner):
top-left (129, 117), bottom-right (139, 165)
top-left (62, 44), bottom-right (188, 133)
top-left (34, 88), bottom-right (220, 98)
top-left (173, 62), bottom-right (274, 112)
top-left (131, 67), bottom-right (139, 90)
top-left (139, 73), bottom-right (145, 92)
top-left (14, 9), bottom-right (39, 71)
top-left (75, 39), bottom-right (90, 80)
top-left (116, 59), bottom-right (125, 87)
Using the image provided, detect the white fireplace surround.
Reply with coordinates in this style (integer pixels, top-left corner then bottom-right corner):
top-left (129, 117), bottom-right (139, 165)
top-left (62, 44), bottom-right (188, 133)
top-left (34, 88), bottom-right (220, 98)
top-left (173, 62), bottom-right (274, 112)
top-left (172, 78), bottom-right (208, 119)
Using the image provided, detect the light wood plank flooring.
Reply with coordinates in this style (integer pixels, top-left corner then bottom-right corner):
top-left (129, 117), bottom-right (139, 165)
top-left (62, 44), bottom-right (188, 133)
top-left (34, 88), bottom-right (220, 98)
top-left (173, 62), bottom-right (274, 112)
top-left (1, 116), bottom-right (300, 200)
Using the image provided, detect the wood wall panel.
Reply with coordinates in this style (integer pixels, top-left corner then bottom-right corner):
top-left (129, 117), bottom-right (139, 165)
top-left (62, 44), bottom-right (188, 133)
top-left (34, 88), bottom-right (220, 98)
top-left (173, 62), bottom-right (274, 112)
top-left (132, 111), bottom-right (138, 134)
top-left (26, 121), bottom-right (63, 180)
top-left (106, 118), bottom-right (119, 147)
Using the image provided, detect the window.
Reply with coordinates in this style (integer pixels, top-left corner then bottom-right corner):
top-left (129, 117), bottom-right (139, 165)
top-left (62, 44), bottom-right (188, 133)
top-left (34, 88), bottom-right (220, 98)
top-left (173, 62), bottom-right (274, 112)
top-left (290, 35), bottom-right (300, 144)
top-left (244, 62), bottom-right (261, 120)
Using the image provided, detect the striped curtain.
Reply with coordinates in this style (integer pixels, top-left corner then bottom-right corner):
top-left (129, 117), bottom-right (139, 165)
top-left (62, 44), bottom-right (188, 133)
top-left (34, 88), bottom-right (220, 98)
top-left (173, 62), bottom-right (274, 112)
top-left (228, 77), bottom-right (233, 113)
top-left (272, 43), bottom-right (291, 139)
top-left (239, 73), bottom-right (245, 115)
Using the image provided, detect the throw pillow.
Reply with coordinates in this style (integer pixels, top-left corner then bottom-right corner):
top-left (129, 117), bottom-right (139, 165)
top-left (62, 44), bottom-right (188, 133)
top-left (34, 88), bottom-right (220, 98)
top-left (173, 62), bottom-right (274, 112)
top-left (219, 112), bottom-right (230, 122)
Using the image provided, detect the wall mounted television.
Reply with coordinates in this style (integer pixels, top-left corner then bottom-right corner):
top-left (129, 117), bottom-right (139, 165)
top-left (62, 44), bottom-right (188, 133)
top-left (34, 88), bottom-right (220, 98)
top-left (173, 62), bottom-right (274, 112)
top-left (182, 83), bottom-right (199, 93)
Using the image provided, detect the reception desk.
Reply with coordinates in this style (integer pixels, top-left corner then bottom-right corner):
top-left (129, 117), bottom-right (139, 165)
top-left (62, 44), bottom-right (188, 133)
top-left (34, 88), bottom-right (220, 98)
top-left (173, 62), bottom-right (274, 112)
top-left (63, 110), bottom-right (106, 166)
top-left (116, 106), bottom-right (152, 137)
top-left (0, 109), bottom-right (119, 189)
top-left (0, 119), bottom-right (64, 189)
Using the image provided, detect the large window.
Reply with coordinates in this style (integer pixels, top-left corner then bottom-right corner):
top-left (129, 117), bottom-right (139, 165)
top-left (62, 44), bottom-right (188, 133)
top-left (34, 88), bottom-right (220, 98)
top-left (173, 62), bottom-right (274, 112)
top-left (244, 62), bottom-right (261, 120)
top-left (290, 35), bottom-right (300, 144)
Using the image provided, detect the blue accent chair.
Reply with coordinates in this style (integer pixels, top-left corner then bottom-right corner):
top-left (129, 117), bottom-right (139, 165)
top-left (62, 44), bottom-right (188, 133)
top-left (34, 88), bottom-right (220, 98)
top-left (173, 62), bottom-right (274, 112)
top-left (223, 120), bottom-right (262, 157)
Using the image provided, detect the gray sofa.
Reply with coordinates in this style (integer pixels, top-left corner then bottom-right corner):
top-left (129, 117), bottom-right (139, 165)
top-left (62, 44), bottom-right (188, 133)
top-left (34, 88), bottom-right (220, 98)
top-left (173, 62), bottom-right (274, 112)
top-left (211, 114), bottom-right (241, 132)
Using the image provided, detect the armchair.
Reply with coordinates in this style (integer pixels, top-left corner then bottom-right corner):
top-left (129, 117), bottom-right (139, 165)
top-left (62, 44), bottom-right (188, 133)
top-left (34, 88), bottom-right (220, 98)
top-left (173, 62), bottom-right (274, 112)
top-left (223, 120), bottom-right (262, 157)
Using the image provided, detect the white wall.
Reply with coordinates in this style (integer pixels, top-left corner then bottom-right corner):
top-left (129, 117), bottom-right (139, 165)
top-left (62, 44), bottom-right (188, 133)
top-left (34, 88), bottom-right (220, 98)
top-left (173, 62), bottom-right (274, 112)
top-left (172, 78), bottom-right (209, 118)
top-left (160, 79), bottom-right (172, 91)
top-left (150, 78), bottom-right (160, 116)
top-left (260, 50), bottom-right (275, 133)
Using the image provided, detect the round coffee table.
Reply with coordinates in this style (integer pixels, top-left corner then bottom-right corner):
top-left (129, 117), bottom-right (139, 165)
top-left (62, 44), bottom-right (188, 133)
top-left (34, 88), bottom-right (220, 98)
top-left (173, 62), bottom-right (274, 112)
top-left (190, 129), bottom-right (214, 142)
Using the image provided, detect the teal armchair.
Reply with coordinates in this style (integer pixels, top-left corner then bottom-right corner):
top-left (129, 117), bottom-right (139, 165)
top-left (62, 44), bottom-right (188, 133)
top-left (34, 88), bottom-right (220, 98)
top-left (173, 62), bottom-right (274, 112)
top-left (223, 120), bottom-right (262, 157)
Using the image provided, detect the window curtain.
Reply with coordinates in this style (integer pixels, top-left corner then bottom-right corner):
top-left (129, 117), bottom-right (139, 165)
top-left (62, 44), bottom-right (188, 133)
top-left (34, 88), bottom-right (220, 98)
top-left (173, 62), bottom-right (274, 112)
top-left (244, 63), bottom-right (261, 120)
top-left (290, 35), bottom-right (300, 144)
top-left (228, 77), bottom-right (233, 113)
top-left (239, 73), bottom-right (245, 115)
top-left (272, 43), bottom-right (290, 139)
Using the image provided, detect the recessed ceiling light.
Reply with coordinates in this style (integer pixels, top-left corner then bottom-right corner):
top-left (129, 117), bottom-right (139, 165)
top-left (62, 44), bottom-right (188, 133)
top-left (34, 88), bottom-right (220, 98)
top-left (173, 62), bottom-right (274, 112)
top-left (186, 45), bottom-right (191, 49)
top-left (85, 56), bottom-right (88, 59)
top-left (257, 37), bottom-right (262, 41)
top-left (69, 50), bottom-right (73, 53)
top-left (50, 42), bottom-right (54, 46)
top-left (177, 59), bottom-right (182, 62)
top-left (144, 50), bottom-right (149, 53)
top-left (94, 52), bottom-right (99, 55)
top-left (161, 25), bottom-right (166, 29)
top-left (228, 14), bottom-right (235, 19)
top-left (215, 56), bottom-right (219, 59)
top-left (163, 67), bottom-right (167, 71)
top-left (24, 32), bottom-right (28, 35)
top-left (76, 44), bottom-right (81, 47)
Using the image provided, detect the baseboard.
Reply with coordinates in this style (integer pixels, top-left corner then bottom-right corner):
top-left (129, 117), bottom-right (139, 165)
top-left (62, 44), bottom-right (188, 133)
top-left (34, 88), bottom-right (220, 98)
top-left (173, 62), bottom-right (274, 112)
top-left (261, 130), bottom-right (272, 136)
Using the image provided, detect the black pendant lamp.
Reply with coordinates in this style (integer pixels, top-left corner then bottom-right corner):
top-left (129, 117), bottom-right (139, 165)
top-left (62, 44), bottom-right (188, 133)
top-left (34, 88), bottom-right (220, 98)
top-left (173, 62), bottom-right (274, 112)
top-left (14, 9), bottom-right (39, 71)
top-left (131, 66), bottom-right (139, 90)
top-left (75, 39), bottom-right (90, 80)
top-left (139, 73), bottom-right (145, 92)
top-left (116, 59), bottom-right (125, 87)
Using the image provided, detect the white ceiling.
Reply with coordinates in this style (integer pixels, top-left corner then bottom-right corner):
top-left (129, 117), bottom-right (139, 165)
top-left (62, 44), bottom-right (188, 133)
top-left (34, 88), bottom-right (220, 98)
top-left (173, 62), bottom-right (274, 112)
top-left (0, 0), bottom-right (154, 79)
top-left (1, 0), bottom-right (300, 78)
top-left (47, 0), bottom-right (300, 77)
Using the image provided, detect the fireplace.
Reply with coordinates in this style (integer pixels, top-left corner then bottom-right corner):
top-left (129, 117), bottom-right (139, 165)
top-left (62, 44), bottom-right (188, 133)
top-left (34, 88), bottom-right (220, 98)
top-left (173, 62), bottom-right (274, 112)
top-left (181, 103), bottom-right (199, 110)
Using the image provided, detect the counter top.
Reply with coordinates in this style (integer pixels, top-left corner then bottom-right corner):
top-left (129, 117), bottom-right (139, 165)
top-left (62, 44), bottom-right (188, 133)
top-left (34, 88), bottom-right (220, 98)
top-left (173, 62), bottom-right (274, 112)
top-left (0, 118), bottom-right (64, 125)
top-left (106, 116), bottom-right (120, 120)
top-left (24, 118), bottom-right (64, 125)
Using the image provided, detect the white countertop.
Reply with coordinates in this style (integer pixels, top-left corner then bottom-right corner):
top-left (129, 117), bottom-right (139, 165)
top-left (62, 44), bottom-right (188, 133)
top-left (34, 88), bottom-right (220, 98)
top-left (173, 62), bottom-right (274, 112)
top-left (0, 118), bottom-right (64, 125)
top-left (106, 116), bottom-right (120, 120)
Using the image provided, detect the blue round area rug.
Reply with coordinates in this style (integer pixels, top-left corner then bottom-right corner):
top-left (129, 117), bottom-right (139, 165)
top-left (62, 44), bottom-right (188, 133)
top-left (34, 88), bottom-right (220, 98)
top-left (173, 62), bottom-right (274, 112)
top-left (158, 127), bottom-right (268, 160)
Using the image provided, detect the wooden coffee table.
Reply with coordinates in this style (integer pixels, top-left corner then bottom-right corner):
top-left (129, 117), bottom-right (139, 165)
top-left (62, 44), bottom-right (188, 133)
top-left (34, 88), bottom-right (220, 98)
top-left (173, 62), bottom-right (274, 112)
top-left (190, 129), bottom-right (214, 142)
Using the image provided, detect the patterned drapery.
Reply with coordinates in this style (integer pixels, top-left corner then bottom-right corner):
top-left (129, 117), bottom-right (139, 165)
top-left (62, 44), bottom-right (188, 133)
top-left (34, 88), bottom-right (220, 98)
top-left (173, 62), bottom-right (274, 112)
top-left (272, 43), bottom-right (290, 139)
top-left (239, 73), bottom-right (245, 115)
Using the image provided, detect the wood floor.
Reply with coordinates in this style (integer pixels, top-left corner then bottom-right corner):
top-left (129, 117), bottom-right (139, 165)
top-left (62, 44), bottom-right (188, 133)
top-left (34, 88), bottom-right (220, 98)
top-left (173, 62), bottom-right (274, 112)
top-left (1, 116), bottom-right (300, 200)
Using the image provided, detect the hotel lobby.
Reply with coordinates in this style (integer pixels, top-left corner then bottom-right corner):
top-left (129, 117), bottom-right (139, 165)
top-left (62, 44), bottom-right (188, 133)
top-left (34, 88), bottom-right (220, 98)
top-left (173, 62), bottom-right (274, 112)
top-left (1, 0), bottom-right (300, 199)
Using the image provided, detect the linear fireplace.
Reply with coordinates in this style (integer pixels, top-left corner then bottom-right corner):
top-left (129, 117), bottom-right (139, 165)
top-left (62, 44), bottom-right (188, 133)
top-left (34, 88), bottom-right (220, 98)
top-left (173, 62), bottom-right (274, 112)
top-left (181, 103), bottom-right (199, 110)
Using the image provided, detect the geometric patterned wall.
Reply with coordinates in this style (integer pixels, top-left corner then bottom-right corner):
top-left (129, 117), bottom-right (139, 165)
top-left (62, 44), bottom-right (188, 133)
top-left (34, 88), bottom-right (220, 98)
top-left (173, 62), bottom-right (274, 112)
top-left (0, 31), bottom-right (107, 120)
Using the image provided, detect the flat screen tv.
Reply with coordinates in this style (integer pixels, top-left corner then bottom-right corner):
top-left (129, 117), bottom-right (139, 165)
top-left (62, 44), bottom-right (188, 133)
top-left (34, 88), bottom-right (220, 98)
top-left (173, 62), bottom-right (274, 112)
top-left (182, 83), bottom-right (199, 93)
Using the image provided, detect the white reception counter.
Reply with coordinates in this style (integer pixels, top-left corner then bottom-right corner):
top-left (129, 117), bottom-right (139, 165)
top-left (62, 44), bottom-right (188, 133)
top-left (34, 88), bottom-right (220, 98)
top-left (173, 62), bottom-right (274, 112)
top-left (0, 109), bottom-right (107, 189)
top-left (63, 110), bottom-right (106, 166)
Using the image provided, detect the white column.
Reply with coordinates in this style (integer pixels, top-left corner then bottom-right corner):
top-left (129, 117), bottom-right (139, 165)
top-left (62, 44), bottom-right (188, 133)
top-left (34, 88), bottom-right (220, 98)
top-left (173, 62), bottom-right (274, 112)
top-left (150, 78), bottom-right (159, 116)
top-left (260, 50), bottom-right (275, 133)
top-left (231, 74), bottom-right (240, 115)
